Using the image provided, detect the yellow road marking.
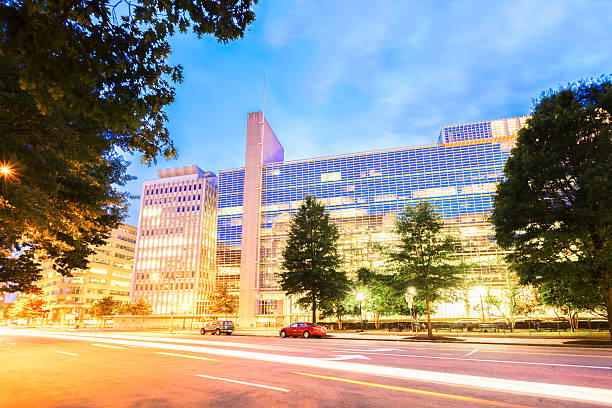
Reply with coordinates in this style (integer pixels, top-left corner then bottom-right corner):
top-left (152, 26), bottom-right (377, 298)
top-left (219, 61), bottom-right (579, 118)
top-left (294, 372), bottom-right (530, 408)
top-left (155, 351), bottom-right (220, 361)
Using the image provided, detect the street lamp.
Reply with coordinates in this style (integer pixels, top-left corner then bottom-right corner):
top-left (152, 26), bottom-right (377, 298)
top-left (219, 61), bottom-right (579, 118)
top-left (356, 292), bottom-right (365, 332)
top-left (181, 303), bottom-right (188, 330)
top-left (405, 287), bottom-right (416, 331)
top-left (0, 165), bottom-right (12, 177)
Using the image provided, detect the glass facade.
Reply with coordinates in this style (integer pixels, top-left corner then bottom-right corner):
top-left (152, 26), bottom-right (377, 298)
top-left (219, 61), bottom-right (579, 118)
top-left (216, 168), bottom-right (245, 293)
top-left (216, 115), bottom-right (528, 319)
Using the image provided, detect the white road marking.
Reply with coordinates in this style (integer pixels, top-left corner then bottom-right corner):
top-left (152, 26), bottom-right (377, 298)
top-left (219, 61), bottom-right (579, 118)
top-left (464, 348), bottom-right (479, 357)
top-left (342, 348), bottom-right (400, 352)
top-left (55, 350), bottom-right (78, 356)
top-left (324, 355), bottom-right (371, 361)
top-left (91, 343), bottom-right (123, 349)
top-left (357, 351), bottom-right (612, 370)
top-left (155, 351), bottom-right (219, 361)
top-left (195, 374), bottom-right (290, 392)
top-left (5, 329), bottom-right (612, 406)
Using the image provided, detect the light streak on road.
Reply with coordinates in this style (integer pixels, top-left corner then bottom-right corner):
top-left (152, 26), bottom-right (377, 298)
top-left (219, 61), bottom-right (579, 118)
top-left (348, 351), bottom-right (612, 370)
top-left (3, 329), bottom-right (612, 406)
top-left (294, 372), bottom-right (530, 408)
top-left (55, 350), bottom-right (78, 356)
top-left (195, 374), bottom-right (290, 392)
top-left (155, 352), bottom-right (220, 361)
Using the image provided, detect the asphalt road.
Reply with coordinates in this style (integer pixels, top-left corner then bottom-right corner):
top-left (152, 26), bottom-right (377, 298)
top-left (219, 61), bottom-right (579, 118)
top-left (1, 328), bottom-right (612, 407)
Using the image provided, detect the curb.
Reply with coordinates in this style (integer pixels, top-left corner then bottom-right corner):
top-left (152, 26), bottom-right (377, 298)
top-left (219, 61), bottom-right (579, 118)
top-left (231, 332), bottom-right (612, 348)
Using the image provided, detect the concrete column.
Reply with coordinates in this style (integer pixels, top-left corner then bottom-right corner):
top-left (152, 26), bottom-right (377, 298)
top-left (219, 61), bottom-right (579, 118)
top-left (238, 112), bottom-right (283, 327)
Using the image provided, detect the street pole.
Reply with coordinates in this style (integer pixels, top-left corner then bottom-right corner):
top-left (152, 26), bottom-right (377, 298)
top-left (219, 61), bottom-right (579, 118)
top-left (359, 300), bottom-right (363, 332)
top-left (169, 278), bottom-right (175, 333)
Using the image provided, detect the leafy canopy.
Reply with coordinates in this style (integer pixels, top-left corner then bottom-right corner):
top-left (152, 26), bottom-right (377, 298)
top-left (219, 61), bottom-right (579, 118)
top-left (130, 297), bottom-right (153, 317)
top-left (210, 284), bottom-right (238, 317)
top-left (279, 195), bottom-right (349, 323)
top-left (491, 77), bottom-right (612, 336)
top-left (91, 296), bottom-right (119, 317)
top-left (0, 1), bottom-right (258, 292)
top-left (386, 201), bottom-right (464, 336)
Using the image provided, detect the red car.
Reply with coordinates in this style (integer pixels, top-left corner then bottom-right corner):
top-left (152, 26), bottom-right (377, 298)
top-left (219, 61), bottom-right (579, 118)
top-left (279, 322), bottom-right (327, 338)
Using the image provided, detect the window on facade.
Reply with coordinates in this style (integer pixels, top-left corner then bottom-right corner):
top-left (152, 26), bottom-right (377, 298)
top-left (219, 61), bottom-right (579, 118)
top-left (321, 172), bottom-right (341, 182)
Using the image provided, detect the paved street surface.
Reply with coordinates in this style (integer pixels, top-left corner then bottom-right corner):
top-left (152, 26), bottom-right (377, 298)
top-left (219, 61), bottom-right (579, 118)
top-left (1, 328), bottom-right (612, 407)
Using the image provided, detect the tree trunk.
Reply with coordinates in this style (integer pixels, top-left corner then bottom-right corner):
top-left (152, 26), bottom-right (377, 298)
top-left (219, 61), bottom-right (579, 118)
top-left (375, 313), bottom-right (380, 330)
top-left (312, 294), bottom-right (316, 324)
top-left (426, 296), bottom-right (433, 338)
top-left (603, 283), bottom-right (612, 340)
top-left (337, 311), bottom-right (343, 330)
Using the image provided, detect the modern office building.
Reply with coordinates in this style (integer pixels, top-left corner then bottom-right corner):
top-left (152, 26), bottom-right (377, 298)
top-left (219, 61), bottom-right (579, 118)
top-left (130, 166), bottom-right (218, 315)
top-left (37, 223), bottom-right (136, 323)
top-left (215, 112), bottom-right (528, 327)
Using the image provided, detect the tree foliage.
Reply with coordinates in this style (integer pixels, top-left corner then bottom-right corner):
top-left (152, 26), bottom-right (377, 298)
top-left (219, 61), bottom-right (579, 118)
top-left (0, 1), bottom-right (258, 292)
top-left (279, 195), bottom-right (349, 323)
top-left (492, 78), bottom-right (612, 337)
top-left (386, 201), bottom-right (465, 337)
top-left (7, 297), bottom-right (47, 321)
top-left (210, 284), bottom-right (238, 318)
top-left (90, 296), bottom-right (119, 317)
top-left (130, 297), bottom-right (153, 318)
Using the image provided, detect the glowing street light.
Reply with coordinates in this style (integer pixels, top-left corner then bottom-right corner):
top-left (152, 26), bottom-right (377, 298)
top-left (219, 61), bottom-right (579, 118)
top-left (405, 287), bottom-right (416, 331)
top-left (0, 165), bottom-right (12, 177)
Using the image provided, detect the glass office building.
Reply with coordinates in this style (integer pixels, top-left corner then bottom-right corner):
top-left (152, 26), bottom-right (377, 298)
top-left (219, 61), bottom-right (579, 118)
top-left (216, 113), bottom-right (528, 326)
top-left (130, 166), bottom-right (218, 315)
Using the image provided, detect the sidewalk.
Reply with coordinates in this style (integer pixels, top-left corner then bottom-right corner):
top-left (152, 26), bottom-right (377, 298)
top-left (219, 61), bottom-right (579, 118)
top-left (231, 328), bottom-right (611, 347)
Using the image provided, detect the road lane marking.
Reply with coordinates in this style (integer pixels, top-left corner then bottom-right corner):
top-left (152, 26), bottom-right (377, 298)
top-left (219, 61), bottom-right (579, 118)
top-left (475, 349), bottom-right (612, 359)
top-left (354, 352), bottom-right (612, 370)
top-left (324, 355), bottom-right (371, 361)
top-left (341, 348), bottom-right (400, 352)
top-left (385, 344), bottom-right (612, 358)
top-left (465, 348), bottom-right (479, 357)
top-left (7, 329), bottom-right (612, 406)
top-left (294, 372), bottom-right (530, 408)
top-left (155, 352), bottom-right (220, 361)
top-left (195, 374), bottom-right (290, 392)
top-left (55, 351), bottom-right (78, 356)
top-left (91, 343), bottom-right (123, 349)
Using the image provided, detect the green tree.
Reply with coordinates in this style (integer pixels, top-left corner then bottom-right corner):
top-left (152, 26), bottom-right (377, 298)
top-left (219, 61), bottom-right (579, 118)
top-left (538, 277), bottom-right (604, 331)
top-left (318, 276), bottom-right (352, 329)
top-left (279, 195), bottom-right (348, 324)
top-left (115, 302), bottom-right (133, 315)
top-left (0, 1), bottom-right (258, 292)
top-left (356, 267), bottom-right (401, 329)
top-left (91, 296), bottom-right (118, 318)
top-left (131, 297), bottom-right (153, 328)
top-left (485, 284), bottom-right (543, 330)
top-left (386, 201), bottom-right (464, 337)
top-left (7, 297), bottom-right (47, 324)
top-left (492, 78), bottom-right (612, 338)
top-left (210, 284), bottom-right (238, 318)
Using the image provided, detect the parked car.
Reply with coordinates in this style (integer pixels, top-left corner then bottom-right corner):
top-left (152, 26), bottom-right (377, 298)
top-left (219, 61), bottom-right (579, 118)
top-left (279, 322), bottom-right (327, 338)
top-left (200, 320), bottom-right (234, 335)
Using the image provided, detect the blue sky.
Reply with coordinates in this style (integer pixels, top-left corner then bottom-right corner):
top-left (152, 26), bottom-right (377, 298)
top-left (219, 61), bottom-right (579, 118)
top-left (122, 0), bottom-right (612, 225)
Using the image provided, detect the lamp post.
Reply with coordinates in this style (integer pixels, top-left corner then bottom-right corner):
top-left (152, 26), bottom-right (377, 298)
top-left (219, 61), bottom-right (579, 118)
top-left (356, 292), bottom-right (365, 332)
top-left (182, 303), bottom-right (188, 330)
top-left (405, 287), bottom-right (416, 332)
